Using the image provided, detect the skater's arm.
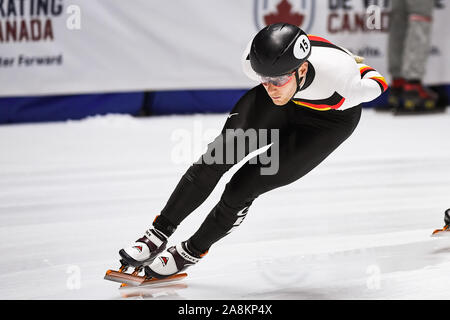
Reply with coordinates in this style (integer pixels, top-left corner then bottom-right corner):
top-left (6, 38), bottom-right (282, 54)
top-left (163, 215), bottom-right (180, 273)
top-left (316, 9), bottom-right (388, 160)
top-left (344, 63), bottom-right (388, 106)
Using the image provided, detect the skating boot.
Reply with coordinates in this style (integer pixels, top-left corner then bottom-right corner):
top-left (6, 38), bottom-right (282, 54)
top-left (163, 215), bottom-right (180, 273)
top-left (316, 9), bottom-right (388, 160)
top-left (119, 228), bottom-right (168, 269)
top-left (395, 80), bottom-right (441, 114)
top-left (104, 228), bottom-right (192, 287)
top-left (144, 241), bottom-right (206, 279)
top-left (431, 209), bottom-right (450, 237)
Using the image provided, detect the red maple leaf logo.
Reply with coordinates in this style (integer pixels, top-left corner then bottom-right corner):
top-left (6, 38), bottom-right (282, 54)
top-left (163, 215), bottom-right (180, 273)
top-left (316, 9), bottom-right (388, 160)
top-left (264, 0), bottom-right (304, 27)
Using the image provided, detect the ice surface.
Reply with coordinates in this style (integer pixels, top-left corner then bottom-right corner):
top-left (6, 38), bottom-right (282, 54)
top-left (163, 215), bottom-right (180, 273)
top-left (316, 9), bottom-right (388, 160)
top-left (0, 109), bottom-right (449, 300)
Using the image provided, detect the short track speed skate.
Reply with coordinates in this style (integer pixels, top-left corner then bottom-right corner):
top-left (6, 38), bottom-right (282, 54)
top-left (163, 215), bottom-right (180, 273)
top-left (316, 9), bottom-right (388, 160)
top-left (431, 209), bottom-right (450, 237)
top-left (144, 241), bottom-right (205, 279)
top-left (104, 228), bottom-right (187, 287)
top-left (104, 262), bottom-right (187, 287)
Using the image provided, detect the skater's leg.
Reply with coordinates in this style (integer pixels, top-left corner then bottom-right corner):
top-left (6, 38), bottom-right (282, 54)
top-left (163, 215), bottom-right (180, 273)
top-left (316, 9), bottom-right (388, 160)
top-left (388, 0), bottom-right (407, 79)
top-left (154, 85), bottom-right (288, 237)
top-left (120, 86), bottom-right (287, 268)
top-left (187, 106), bottom-right (362, 255)
top-left (402, 0), bottom-right (434, 81)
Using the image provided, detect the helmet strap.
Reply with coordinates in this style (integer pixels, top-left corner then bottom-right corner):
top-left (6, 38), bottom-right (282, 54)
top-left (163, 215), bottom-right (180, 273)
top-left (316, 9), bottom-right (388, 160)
top-left (290, 69), bottom-right (303, 100)
top-left (295, 69), bottom-right (301, 88)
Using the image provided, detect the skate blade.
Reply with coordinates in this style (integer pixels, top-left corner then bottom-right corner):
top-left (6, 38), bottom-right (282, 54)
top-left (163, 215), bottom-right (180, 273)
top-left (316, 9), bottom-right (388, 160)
top-left (431, 228), bottom-right (450, 238)
top-left (104, 269), bottom-right (187, 287)
top-left (104, 270), bottom-right (144, 286)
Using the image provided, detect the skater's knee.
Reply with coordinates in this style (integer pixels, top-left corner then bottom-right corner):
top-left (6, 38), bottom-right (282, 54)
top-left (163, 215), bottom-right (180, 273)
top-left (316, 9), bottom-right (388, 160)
top-left (222, 180), bottom-right (259, 210)
top-left (184, 162), bottom-right (232, 191)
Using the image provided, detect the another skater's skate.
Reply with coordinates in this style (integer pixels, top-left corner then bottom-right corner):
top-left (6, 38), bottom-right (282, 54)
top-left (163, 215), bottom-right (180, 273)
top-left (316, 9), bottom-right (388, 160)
top-left (144, 241), bottom-right (206, 279)
top-left (431, 209), bottom-right (450, 237)
top-left (375, 77), bottom-right (404, 112)
top-left (395, 81), bottom-right (442, 115)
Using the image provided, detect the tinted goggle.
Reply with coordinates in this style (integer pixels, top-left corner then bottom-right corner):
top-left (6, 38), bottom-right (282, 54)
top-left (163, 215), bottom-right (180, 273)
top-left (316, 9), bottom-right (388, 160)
top-left (258, 71), bottom-right (295, 87)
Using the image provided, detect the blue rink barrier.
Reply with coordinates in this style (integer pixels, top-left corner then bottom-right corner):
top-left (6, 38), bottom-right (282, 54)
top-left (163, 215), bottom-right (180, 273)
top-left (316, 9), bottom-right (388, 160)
top-left (0, 86), bottom-right (448, 124)
top-left (0, 92), bottom-right (145, 124)
top-left (145, 89), bottom-right (248, 115)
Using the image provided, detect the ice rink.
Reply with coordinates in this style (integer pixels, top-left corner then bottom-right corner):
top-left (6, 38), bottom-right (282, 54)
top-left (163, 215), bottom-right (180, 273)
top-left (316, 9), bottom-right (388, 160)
top-left (1, 108), bottom-right (450, 300)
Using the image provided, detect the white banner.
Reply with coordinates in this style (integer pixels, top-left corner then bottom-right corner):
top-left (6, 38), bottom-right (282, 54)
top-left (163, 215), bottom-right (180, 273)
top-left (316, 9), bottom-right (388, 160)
top-left (0, 0), bottom-right (448, 97)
